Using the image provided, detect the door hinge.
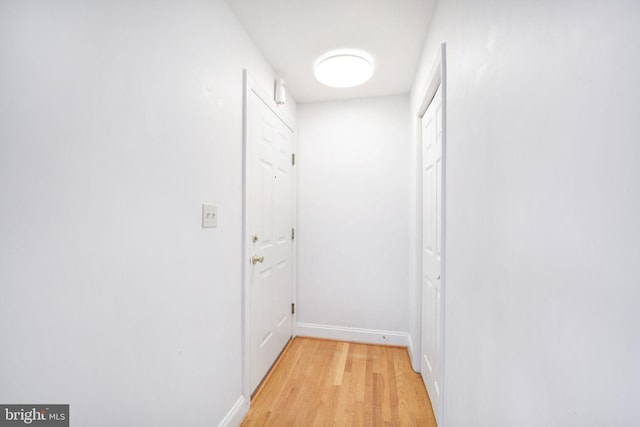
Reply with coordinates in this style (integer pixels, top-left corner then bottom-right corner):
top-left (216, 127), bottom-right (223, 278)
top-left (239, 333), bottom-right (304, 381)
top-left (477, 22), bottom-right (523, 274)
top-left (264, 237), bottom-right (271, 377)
top-left (291, 303), bottom-right (295, 315)
top-left (292, 153), bottom-right (296, 165)
top-left (291, 228), bottom-right (295, 241)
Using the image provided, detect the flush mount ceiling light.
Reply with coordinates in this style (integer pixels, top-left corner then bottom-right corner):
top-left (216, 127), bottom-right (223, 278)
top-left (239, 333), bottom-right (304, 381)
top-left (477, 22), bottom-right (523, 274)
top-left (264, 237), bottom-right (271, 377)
top-left (314, 50), bottom-right (374, 88)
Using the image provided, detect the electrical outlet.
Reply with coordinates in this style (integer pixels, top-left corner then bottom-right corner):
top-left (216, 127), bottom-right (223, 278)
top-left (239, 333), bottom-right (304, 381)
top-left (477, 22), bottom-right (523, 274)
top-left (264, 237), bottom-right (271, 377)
top-left (202, 204), bottom-right (217, 228)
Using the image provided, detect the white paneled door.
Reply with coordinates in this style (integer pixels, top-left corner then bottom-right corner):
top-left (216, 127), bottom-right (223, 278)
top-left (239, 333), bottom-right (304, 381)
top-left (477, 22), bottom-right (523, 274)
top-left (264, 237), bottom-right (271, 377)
top-left (421, 85), bottom-right (443, 424)
top-left (247, 86), bottom-right (294, 395)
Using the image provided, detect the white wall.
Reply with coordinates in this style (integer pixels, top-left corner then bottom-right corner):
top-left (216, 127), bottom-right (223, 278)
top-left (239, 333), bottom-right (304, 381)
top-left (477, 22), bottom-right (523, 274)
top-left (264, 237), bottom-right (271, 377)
top-left (0, 1), bottom-right (294, 426)
top-left (296, 96), bottom-right (410, 342)
top-left (409, 0), bottom-right (640, 425)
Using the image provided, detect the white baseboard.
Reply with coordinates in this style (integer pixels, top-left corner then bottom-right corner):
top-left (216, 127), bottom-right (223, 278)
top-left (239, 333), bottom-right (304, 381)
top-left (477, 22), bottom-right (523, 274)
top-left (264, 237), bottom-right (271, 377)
top-left (295, 322), bottom-right (409, 347)
top-left (407, 333), bottom-right (421, 373)
top-left (407, 333), bottom-right (415, 359)
top-left (218, 396), bottom-right (248, 427)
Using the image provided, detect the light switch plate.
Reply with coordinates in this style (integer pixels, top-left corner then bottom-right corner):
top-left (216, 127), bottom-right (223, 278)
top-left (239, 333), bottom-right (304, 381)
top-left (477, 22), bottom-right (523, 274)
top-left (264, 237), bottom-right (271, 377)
top-left (202, 204), bottom-right (217, 228)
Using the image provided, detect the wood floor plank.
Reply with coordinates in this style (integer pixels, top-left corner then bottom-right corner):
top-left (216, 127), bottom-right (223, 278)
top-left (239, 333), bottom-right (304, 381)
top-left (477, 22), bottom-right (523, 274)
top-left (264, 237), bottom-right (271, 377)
top-left (241, 337), bottom-right (436, 427)
top-left (332, 342), bottom-right (350, 386)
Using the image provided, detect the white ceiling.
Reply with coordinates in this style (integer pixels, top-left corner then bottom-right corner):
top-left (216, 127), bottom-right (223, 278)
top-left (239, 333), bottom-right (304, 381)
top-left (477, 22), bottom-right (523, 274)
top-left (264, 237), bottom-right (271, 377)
top-left (225, 0), bottom-right (436, 103)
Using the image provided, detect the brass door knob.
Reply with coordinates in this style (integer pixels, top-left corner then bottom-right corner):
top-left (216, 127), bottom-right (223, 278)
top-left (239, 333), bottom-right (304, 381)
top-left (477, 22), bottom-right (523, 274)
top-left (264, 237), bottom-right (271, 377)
top-left (251, 255), bottom-right (265, 265)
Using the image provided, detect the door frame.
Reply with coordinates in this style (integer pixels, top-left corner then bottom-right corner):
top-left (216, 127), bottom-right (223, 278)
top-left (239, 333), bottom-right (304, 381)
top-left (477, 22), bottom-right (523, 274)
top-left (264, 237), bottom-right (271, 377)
top-left (414, 43), bottom-right (447, 425)
top-left (241, 70), bottom-right (297, 405)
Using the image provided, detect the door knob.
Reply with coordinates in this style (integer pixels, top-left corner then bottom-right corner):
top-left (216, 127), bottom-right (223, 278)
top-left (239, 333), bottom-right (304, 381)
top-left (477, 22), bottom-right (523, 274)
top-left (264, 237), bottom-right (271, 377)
top-left (251, 255), bottom-right (264, 265)
top-left (252, 234), bottom-right (259, 243)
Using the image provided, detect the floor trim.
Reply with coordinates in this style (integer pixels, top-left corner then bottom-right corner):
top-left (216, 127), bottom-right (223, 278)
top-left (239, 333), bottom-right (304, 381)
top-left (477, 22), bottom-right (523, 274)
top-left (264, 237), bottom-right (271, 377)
top-left (217, 395), bottom-right (248, 427)
top-left (407, 333), bottom-right (421, 373)
top-left (295, 322), bottom-right (409, 347)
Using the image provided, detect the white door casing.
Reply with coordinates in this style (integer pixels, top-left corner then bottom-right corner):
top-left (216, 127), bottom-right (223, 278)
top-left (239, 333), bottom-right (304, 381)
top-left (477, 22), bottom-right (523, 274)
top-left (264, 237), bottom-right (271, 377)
top-left (244, 72), bottom-right (295, 397)
top-left (421, 84), bottom-right (443, 424)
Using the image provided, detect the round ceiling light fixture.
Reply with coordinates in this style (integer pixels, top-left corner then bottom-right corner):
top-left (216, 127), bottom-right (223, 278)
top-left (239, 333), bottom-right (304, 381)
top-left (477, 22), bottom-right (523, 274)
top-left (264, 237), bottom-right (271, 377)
top-left (314, 50), bottom-right (374, 88)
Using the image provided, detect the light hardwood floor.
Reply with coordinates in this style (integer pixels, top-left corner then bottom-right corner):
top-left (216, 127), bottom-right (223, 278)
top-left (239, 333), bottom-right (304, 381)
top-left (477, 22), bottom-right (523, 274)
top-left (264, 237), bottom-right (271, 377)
top-left (241, 337), bottom-right (436, 426)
